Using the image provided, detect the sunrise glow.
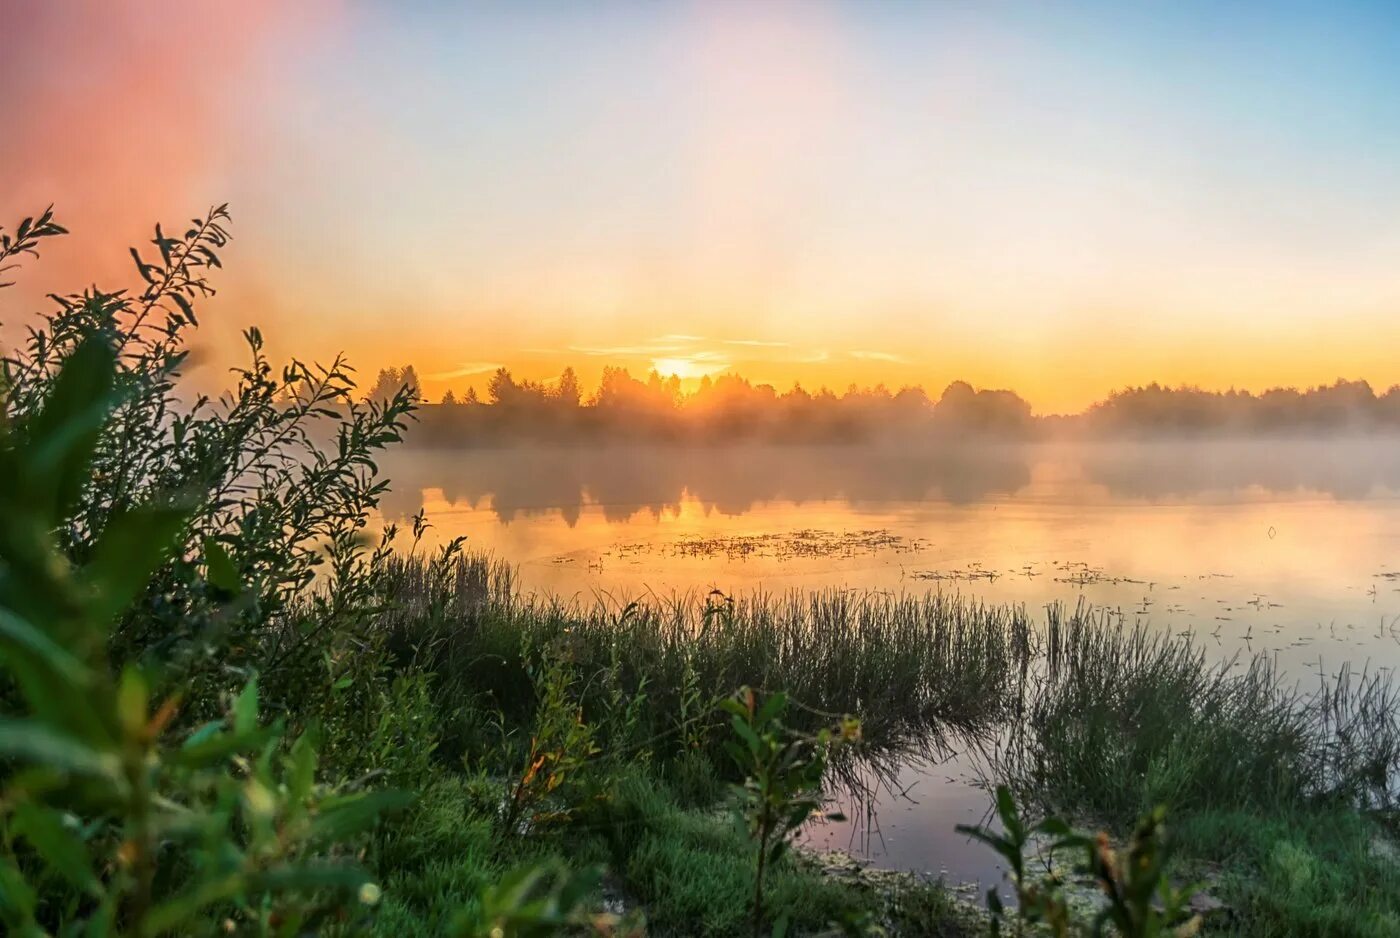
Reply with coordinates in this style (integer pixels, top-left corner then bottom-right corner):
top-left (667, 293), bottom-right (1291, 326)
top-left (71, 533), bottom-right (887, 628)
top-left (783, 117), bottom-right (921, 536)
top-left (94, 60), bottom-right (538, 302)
top-left (4, 2), bottom-right (1400, 411)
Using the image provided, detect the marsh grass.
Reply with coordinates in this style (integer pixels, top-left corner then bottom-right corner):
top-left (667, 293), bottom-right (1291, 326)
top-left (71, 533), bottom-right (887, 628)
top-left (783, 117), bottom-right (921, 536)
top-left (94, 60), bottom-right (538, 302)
top-left (380, 554), bottom-right (1400, 820)
top-left (1004, 602), bottom-right (1400, 825)
top-left (1172, 806), bottom-right (1400, 937)
top-left (377, 553), bottom-right (1035, 787)
top-left (371, 553), bottom-right (1400, 935)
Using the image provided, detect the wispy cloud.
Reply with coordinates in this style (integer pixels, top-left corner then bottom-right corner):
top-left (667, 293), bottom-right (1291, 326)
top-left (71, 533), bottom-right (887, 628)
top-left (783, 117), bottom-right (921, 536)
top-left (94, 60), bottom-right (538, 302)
top-left (424, 362), bottom-right (502, 380)
top-left (849, 350), bottom-right (909, 364)
top-left (657, 333), bottom-right (706, 342)
top-left (724, 338), bottom-right (790, 348)
top-left (570, 345), bottom-right (676, 357)
top-left (569, 338), bottom-right (703, 357)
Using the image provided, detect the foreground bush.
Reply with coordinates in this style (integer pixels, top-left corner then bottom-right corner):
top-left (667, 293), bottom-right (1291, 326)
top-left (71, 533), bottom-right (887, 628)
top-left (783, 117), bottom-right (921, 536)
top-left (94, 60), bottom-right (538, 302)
top-left (0, 336), bottom-right (405, 934)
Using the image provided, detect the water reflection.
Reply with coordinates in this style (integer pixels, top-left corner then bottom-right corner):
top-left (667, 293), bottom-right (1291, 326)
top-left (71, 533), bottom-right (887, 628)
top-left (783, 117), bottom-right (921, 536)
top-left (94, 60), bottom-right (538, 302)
top-left (380, 438), bottom-right (1400, 527)
top-left (379, 443), bottom-right (1035, 524)
top-left (1077, 438), bottom-right (1400, 502)
top-left (374, 438), bottom-right (1400, 887)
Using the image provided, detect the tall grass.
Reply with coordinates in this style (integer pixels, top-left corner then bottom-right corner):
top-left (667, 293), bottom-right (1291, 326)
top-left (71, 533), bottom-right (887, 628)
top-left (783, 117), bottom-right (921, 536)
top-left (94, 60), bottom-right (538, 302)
top-left (1004, 601), bottom-right (1400, 824)
top-left (380, 555), bottom-right (1400, 826)
top-left (375, 552), bottom-right (1035, 783)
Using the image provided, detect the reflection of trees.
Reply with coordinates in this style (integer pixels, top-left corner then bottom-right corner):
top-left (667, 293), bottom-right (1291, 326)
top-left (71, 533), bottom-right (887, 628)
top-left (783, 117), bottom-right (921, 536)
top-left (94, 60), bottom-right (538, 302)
top-left (376, 438), bottom-right (1400, 527)
top-left (1079, 439), bottom-right (1400, 501)
top-left (377, 443), bottom-right (1035, 524)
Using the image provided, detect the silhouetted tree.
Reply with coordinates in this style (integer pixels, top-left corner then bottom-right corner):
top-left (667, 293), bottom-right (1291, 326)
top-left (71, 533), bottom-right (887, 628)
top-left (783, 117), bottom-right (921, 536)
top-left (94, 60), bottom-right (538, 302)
top-left (366, 365), bottom-right (421, 403)
top-left (487, 367), bottom-right (518, 406)
top-left (555, 366), bottom-right (581, 407)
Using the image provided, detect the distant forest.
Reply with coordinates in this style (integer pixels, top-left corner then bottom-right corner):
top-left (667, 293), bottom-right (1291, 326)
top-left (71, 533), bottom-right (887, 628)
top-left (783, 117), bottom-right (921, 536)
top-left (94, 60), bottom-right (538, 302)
top-left (365, 365), bottom-right (1400, 445)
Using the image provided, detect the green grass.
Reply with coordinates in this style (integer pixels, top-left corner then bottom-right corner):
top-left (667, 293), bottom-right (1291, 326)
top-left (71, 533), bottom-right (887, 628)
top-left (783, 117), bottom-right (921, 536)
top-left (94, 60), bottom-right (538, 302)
top-left (1002, 605), bottom-right (1400, 824)
top-left (370, 778), bottom-right (505, 935)
top-left (363, 765), bottom-right (974, 937)
top-left (1173, 806), bottom-right (1400, 937)
top-left (579, 767), bottom-right (975, 937)
top-left (374, 555), bottom-right (1400, 935)
top-left (379, 552), bottom-right (1034, 776)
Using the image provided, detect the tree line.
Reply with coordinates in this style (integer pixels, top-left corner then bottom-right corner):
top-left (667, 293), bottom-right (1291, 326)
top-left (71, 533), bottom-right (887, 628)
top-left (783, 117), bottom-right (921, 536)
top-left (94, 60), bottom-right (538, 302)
top-left (365, 364), bottom-right (1400, 444)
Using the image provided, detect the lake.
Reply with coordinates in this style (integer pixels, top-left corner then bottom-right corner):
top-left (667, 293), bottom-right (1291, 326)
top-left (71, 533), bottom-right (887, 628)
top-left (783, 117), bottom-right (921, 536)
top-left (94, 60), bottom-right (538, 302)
top-left (377, 438), bottom-right (1400, 889)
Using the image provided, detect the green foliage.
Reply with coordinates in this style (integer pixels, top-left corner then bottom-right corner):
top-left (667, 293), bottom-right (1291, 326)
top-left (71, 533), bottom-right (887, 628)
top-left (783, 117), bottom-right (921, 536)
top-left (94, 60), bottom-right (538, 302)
top-left (1004, 611), bottom-right (1400, 826)
top-left (0, 205), bottom-right (630, 937)
top-left (501, 635), bottom-right (601, 836)
top-left (958, 786), bottom-right (1201, 938)
top-left (461, 860), bottom-right (643, 937)
top-left (722, 687), bottom-right (859, 937)
top-left (593, 770), bottom-right (891, 938)
top-left (0, 334), bottom-right (404, 935)
top-left (1171, 807), bottom-right (1400, 937)
top-left (1, 205), bottom-right (421, 743)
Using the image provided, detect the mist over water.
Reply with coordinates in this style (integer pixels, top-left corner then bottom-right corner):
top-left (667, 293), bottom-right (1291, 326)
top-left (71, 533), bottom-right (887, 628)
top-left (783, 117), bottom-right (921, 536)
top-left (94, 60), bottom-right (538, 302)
top-left (377, 437), bottom-right (1400, 884)
top-left (379, 435), bottom-right (1400, 686)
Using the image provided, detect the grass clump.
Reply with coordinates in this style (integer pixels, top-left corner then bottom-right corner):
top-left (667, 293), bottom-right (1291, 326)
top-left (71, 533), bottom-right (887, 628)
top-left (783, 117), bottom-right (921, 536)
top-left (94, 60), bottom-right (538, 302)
top-left (1008, 604), bottom-right (1400, 825)
top-left (1172, 807), bottom-right (1400, 937)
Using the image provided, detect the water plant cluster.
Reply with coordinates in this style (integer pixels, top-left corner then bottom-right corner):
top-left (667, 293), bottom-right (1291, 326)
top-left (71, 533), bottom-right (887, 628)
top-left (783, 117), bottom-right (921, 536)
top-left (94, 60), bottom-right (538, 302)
top-left (2, 207), bottom-right (1398, 936)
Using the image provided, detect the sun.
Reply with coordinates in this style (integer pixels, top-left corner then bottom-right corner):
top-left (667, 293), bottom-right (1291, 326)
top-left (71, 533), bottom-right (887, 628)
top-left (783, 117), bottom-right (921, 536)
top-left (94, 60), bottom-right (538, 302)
top-left (651, 356), bottom-right (729, 380)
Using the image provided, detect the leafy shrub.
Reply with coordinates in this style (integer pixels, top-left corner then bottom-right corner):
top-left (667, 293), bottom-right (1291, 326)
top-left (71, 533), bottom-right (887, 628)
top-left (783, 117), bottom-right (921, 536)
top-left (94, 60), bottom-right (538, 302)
top-left (958, 786), bottom-right (1201, 938)
top-left (501, 635), bottom-right (601, 836)
top-left (0, 335), bottom-right (406, 935)
top-left (0, 205), bottom-right (420, 750)
top-left (721, 687), bottom-right (859, 937)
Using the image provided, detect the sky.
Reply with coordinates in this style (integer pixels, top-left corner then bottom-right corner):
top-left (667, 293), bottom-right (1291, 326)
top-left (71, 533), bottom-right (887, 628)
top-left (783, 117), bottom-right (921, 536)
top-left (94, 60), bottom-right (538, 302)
top-left (3, 0), bottom-right (1400, 413)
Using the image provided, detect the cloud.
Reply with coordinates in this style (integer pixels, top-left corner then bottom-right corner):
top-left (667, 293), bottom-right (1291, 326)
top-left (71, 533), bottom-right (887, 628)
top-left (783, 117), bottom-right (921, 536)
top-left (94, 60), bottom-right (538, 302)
top-left (724, 338), bottom-right (790, 348)
top-left (849, 350), bottom-right (909, 364)
top-left (424, 362), bottom-right (503, 380)
top-left (568, 339), bottom-right (695, 357)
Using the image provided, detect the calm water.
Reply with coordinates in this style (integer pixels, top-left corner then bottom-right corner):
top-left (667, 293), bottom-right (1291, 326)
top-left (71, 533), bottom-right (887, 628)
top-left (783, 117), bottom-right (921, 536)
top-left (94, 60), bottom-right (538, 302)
top-left (378, 438), bottom-right (1400, 888)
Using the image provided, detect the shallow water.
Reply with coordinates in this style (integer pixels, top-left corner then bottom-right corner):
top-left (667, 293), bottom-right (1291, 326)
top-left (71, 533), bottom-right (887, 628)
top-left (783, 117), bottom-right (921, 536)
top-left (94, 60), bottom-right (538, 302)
top-left (378, 438), bottom-right (1400, 890)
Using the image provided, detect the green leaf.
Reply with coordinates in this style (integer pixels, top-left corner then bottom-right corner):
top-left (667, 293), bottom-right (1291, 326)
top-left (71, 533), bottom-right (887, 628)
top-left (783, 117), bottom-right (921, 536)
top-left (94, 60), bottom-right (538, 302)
top-left (0, 718), bottom-right (120, 782)
top-left (0, 606), bottom-right (91, 690)
top-left (308, 789), bottom-right (414, 843)
top-left (1035, 816), bottom-right (1074, 837)
top-left (955, 824), bottom-right (1020, 869)
top-left (250, 864), bottom-right (372, 893)
top-left (994, 785), bottom-right (1024, 840)
top-left (84, 504), bottom-right (190, 624)
top-left (203, 536), bottom-right (239, 595)
top-left (144, 874), bottom-right (247, 934)
top-left (11, 802), bottom-right (100, 896)
top-left (0, 856), bottom-right (39, 927)
top-left (234, 675), bottom-right (259, 736)
top-left (287, 730), bottom-right (319, 804)
top-left (116, 666), bottom-right (148, 739)
top-left (730, 714), bottom-right (761, 754)
top-left (172, 724), bottom-right (278, 769)
top-left (22, 336), bottom-right (118, 522)
top-left (755, 691), bottom-right (787, 727)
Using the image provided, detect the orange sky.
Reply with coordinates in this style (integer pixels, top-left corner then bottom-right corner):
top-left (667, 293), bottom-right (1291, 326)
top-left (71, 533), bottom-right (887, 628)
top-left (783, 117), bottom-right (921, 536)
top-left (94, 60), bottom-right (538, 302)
top-left (4, 2), bottom-right (1400, 414)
